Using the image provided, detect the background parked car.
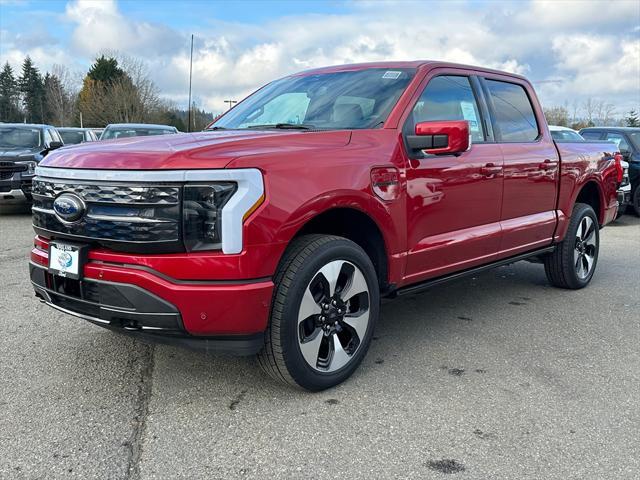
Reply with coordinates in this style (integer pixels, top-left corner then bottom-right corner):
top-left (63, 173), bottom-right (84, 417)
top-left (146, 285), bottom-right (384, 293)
top-left (90, 128), bottom-right (104, 139)
top-left (550, 125), bottom-right (630, 217)
top-left (58, 127), bottom-right (99, 145)
top-left (580, 127), bottom-right (640, 216)
top-left (549, 125), bottom-right (585, 142)
top-left (100, 123), bottom-right (179, 140)
top-left (0, 123), bottom-right (63, 205)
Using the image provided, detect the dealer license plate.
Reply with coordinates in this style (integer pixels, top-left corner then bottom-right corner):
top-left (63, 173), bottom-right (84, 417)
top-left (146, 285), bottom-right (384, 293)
top-left (49, 242), bottom-right (86, 279)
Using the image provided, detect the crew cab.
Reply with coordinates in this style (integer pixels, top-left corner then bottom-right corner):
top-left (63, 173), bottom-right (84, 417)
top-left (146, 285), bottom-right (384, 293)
top-left (1, 123), bottom-right (63, 205)
top-left (29, 62), bottom-right (620, 390)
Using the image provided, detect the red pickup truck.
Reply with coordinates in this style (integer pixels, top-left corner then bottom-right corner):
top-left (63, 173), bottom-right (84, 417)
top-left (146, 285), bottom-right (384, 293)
top-left (30, 61), bottom-right (620, 390)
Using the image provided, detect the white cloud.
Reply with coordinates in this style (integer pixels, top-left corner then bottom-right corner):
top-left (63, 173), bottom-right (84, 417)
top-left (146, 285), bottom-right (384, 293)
top-left (65, 0), bottom-right (182, 56)
top-left (1, 0), bottom-right (638, 115)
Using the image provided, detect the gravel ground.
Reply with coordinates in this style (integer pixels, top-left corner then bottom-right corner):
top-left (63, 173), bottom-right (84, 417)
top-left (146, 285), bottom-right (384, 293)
top-left (1, 210), bottom-right (638, 479)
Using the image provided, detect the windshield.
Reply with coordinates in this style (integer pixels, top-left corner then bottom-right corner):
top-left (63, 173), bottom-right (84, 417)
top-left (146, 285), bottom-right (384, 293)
top-left (101, 127), bottom-right (175, 140)
top-left (550, 129), bottom-right (584, 142)
top-left (59, 130), bottom-right (85, 145)
top-left (0, 127), bottom-right (42, 149)
top-left (211, 68), bottom-right (416, 130)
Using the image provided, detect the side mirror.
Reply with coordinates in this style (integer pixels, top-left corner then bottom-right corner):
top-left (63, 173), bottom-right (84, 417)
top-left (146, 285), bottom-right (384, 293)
top-left (48, 141), bottom-right (64, 150)
top-left (407, 120), bottom-right (471, 155)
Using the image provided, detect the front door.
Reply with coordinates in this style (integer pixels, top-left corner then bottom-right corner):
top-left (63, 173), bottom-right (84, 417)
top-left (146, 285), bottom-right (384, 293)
top-left (403, 74), bottom-right (504, 283)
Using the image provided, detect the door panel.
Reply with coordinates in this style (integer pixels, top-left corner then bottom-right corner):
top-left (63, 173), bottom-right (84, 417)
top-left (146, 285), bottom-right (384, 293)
top-left (499, 141), bottom-right (559, 253)
top-left (405, 144), bottom-right (504, 280)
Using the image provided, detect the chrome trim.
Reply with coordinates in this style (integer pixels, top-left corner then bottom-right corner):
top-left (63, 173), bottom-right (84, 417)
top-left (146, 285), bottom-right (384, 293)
top-left (0, 188), bottom-right (28, 205)
top-left (86, 213), bottom-right (174, 224)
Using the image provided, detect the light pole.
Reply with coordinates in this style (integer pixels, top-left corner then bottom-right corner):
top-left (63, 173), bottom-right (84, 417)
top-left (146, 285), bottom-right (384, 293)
top-left (188, 34), bottom-right (194, 132)
top-left (224, 100), bottom-right (237, 110)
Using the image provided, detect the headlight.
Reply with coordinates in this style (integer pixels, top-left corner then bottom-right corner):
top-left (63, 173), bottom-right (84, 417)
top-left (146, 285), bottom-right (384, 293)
top-left (183, 183), bottom-right (237, 251)
top-left (17, 161), bottom-right (37, 176)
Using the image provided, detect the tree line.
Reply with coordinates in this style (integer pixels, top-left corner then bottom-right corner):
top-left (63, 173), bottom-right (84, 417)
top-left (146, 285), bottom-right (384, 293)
top-left (543, 101), bottom-right (639, 130)
top-left (0, 55), bottom-right (213, 131)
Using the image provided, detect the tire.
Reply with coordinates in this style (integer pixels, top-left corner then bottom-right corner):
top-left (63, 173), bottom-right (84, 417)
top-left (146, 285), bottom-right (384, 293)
top-left (258, 235), bottom-right (379, 391)
top-left (544, 203), bottom-right (599, 289)
top-left (633, 186), bottom-right (640, 217)
top-left (616, 204), bottom-right (626, 219)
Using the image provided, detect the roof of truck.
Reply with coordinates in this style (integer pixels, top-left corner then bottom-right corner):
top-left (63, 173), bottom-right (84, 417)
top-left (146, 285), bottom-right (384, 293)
top-left (580, 127), bottom-right (640, 132)
top-left (0, 123), bottom-right (55, 129)
top-left (293, 60), bottom-right (528, 80)
top-left (104, 123), bottom-right (177, 129)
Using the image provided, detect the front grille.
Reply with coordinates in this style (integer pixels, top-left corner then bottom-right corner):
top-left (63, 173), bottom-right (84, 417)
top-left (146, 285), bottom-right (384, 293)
top-left (32, 177), bottom-right (183, 252)
top-left (0, 171), bottom-right (12, 180)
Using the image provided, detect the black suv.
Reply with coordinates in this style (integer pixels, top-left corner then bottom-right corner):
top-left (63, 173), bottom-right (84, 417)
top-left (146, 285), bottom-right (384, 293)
top-left (580, 127), bottom-right (640, 216)
top-left (0, 124), bottom-right (64, 205)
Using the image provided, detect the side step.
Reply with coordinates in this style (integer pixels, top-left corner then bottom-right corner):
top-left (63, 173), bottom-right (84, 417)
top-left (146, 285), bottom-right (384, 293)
top-left (392, 246), bottom-right (555, 297)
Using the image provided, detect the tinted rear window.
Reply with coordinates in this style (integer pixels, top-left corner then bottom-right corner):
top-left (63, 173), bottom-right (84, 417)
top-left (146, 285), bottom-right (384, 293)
top-left (486, 80), bottom-right (539, 142)
top-left (580, 131), bottom-right (603, 140)
top-left (59, 131), bottom-right (85, 144)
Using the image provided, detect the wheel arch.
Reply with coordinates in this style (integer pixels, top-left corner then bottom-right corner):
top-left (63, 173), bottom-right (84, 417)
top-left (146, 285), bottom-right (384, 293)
top-left (293, 207), bottom-right (390, 290)
top-left (573, 179), bottom-right (604, 224)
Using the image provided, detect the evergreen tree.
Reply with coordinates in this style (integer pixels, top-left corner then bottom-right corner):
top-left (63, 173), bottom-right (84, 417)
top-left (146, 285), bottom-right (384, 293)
top-left (87, 55), bottom-right (125, 84)
top-left (0, 62), bottom-right (21, 122)
top-left (625, 110), bottom-right (639, 127)
top-left (18, 56), bottom-right (45, 123)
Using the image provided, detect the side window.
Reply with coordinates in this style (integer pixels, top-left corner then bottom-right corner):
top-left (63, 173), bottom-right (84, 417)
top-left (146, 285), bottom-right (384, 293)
top-left (605, 133), bottom-right (630, 153)
top-left (411, 76), bottom-right (485, 142)
top-left (581, 131), bottom-right (603, 141)
top-left (43, 129), bottom-right (54, 145)
top-left (485, 80), bottom-right (539, 142)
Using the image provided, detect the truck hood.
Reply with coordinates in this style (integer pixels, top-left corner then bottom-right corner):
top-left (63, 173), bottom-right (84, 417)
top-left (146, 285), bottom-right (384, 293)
top-left (0, 147), bottom-right (43, 162)
top-left (40, 130), bottom-right (352, 170)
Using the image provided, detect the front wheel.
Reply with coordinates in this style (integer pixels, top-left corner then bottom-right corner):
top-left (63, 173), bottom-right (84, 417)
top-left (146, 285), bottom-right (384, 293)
top-left (633, 186), bottom-right (640, 217)
top-left (544, 203), bottom-right (599, 289)
top-left (258, 235), bottom-right (379, 391)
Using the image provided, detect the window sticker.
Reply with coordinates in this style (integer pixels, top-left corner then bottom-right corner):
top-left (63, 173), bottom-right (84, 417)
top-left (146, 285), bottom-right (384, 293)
top-left (460, 101), bottom-right (479, 131)
top-left (382, 70), bottom-right (402, 79)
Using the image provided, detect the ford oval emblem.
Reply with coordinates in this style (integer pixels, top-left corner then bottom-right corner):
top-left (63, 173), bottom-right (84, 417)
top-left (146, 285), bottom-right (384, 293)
top-left (53, 193), bottom-right (85, 223)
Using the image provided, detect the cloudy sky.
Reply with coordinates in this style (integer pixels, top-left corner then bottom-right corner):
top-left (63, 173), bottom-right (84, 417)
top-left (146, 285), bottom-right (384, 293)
top-left (1, 0), bottom-right (639, 116)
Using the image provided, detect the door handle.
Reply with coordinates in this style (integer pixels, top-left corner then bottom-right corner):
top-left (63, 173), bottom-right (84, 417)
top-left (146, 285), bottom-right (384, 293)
top-left (480, 163), bottom-right (502, 177)
top-left (539, 159), bottom-right (557, 170)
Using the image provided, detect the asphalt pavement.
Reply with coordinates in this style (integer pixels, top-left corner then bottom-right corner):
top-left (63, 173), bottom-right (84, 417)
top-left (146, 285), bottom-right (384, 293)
top-left (1, 209), bottom-right (638, 479)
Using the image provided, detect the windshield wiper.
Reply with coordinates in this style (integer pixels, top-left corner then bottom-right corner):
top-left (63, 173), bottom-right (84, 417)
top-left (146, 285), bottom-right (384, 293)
top-left (248, 123), bottom-right (313, 130)
top-left (206, 126), bottom-right (227, 131)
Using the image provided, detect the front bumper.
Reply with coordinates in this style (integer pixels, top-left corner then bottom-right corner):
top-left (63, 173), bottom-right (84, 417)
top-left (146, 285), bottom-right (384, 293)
top-left (0, 172), bottom-right (34, 204)
top-left (0, 188), bottom-right (28, 205)
top-left (30, 241), bottom-right (274, 355)
top-left (618, 184), bottom-right (631, 207)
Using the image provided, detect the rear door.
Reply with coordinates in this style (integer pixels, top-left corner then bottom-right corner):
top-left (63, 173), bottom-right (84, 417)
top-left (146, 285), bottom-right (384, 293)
top-left (402, 72), bottom-right (504, 282)
top-left (481, 77), bottom-right (559, 256)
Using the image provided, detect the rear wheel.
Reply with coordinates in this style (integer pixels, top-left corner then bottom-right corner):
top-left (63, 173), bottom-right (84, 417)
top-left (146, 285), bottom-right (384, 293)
top-left (544, 203), bottom-right (599, 289)
top-left (258, 235), bottom-right (379, 391)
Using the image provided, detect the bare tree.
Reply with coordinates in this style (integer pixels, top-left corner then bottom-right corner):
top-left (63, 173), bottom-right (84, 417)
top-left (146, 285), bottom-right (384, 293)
top-left (583, 97), bottom-right (596, 125)
top-left (44, 64), bottom-right (78, 126)
top-left (602, 103), bottom-right (616, 126)
top-left (544, 106), bottom-right (570, 126)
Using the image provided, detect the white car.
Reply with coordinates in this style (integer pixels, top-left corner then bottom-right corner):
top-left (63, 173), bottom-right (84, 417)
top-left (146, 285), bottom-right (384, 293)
top-left (548, 125), bottom-right (584, 142)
